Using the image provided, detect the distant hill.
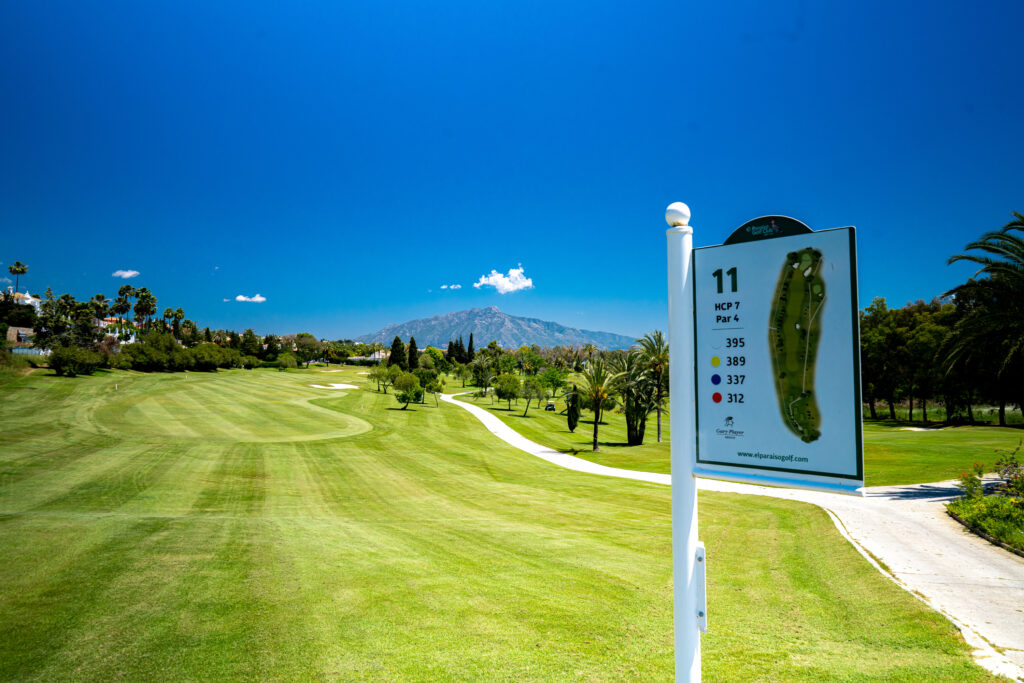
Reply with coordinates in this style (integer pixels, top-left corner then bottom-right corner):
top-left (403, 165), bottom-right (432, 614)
top-left (356, 306), bottom-right (637, 350)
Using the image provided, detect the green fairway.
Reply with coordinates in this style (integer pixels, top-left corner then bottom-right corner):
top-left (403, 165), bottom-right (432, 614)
top-left (0, 367), bottom-right (999, 680)
top-left (861, 422), bottom-right (1023, 485)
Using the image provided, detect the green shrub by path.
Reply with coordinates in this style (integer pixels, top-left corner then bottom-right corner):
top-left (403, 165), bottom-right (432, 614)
top-left (948, 496), bottom-right (1024, 552)
top-left (0, 367), bottom-right (1001, 680)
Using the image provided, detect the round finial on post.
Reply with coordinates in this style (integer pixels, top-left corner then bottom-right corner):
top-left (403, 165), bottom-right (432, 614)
top-left (666, 202), bottom-right (691, 227)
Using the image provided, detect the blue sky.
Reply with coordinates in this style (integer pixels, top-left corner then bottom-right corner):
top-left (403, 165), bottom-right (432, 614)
top-left (2, 1), bottom-right (1022, 340)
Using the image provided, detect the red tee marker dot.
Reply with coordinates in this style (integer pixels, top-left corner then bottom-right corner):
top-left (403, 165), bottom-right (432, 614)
top-left (712, 392), bottom-right (722, 403)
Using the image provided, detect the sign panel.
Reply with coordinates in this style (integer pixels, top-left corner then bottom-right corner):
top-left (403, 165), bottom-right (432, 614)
top-left (692, 223), bottom-right (863, 494)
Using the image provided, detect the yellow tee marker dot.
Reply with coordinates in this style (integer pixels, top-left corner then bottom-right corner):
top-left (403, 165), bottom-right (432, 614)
top-left (710, 356), bottom-right (721, 367)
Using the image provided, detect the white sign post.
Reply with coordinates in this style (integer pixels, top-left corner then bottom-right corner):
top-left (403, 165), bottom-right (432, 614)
top-left (666, 202), bottom-right (701, 682)
top-left (666, 205), bottom-right (863, 682)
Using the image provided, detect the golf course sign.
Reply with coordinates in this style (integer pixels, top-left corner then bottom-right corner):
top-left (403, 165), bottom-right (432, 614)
top-left (692, 217), bottom-right (863, 494)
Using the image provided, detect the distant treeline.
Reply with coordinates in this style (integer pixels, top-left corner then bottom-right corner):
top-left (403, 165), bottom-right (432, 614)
top-left (861, 212), bottom-right (1024, 425)
top-left (861, 297), bottom-right (1021, 424)
top-left (4, 213), bottom-right (1022, 419)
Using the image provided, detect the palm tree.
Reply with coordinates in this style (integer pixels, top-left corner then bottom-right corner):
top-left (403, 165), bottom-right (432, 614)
top-left (611, 350), bottom-right (655, 446)
top-left (582, 343), bottom-right (596, 367)
top-left (173, 308), bottom-right (185, 338)
top-left (7, 261), bottom-right (27, 292)
top-left (89, 293), bottom-right (109, 321)
top-left (638, 330), bottom-right (670, 442)
top-left (578, 360), bottom-right (622, 451)
top-left (111, 285), bottom-right (134, 320)
top-left (133, 288), bottom-right (157, 328)
top-left (162, 307), bottom-right (176, 332)
top-left (942, 212), bottom-right (1024, 415)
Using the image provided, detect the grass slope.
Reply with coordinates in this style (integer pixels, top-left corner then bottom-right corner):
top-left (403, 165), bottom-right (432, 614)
top-left (0, 367), bottom-right (999, 680)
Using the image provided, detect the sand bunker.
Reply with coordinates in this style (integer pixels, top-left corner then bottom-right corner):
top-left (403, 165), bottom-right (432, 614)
top-left (899, 427), bottom-right (943, 432)
top-left (319, 369), bottom-right (342, 373)
top-left (357, 372), bottom-right (370, 375)
top-left (310, 383), bottom-right (359, 390)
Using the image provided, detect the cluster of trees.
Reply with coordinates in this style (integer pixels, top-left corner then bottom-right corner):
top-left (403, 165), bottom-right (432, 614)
top-left (372, 330), bottom-right (671, 450)
top-left (861, 213), bottom-right (1024, 425)
top-left (444, 334), bottom-right (474, 364)
top-left (563, 332), bottom-right (670, 450)
top-left (0, 276), bottom-right (332, 375)
top-left (366, 362), bottom-right (445, 409)
top-left (461, 332), bottom-right (670, 451)
top-left (1, 261), bottom-right (38, 342)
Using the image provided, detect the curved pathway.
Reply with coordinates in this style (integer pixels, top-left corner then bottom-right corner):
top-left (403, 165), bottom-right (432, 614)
top-left (441, 392), bottom-right (1024, 680)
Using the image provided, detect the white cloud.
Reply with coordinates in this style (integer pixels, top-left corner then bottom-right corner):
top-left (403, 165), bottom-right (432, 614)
top-left (440, 284), bottom-right (462, 290)
top-left (235, 294), bottom-right (267, 303)
top-left (0, 276), bottom-right (11, 283)
top-left (473, 265), bottom-right (533, 294)
top-left (112, 269), bottom-right (140, 279)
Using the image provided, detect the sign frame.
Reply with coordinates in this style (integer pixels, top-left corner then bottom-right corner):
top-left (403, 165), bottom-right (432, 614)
top-left (690, 220), bottom-right (864, 495)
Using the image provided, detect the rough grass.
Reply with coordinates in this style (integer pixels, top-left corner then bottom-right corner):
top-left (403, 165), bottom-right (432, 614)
top-left (0, 366), bottom-right (1000, 680)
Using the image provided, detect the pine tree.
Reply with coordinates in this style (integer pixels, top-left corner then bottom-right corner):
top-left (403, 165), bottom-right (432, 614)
top-left (388, 336), bottom-right (407, 369)
top-left (456, 336), bottom-right (466, 363)
top-left (204, 327), bottom-right (213, 343)
top-left (446, 340), bottom-right (455, 363)
top-left (467, 333), bottom-right (475, 361)
top-left (407, 336), bottom-right (419, 370)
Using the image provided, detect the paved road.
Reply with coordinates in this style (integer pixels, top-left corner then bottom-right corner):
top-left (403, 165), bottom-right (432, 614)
top-left (442, 393), bottom-right (1024, 680)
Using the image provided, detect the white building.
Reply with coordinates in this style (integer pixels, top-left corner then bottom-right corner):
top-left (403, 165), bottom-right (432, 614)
top-left (6, 287), bottom-right (41, 313)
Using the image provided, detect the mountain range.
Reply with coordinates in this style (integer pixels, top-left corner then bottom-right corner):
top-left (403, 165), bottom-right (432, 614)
top-left (356, 307), bottom-right (637, 350)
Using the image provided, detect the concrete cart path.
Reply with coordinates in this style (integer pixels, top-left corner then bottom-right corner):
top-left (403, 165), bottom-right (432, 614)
top-left (441, 392), bottom-right (1024, 680)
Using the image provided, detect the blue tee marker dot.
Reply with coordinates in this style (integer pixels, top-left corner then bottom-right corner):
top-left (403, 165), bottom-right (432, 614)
top-left (711, 374), bottom-right (721, 385)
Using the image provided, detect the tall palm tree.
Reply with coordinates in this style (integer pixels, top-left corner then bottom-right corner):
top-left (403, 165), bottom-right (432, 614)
top-left (163, 307), bottom-right (175, 332)
top-left (611, 350), bottom-right (655, 446)
top-left (578, 360), bottom-right (622, 451)
top-left (7, 261), bottom-right (27, 292)
top-left (173, 308), bottom-right (185, 338)
top-left (582, 343), bottom-right (596, 367)
top-left (638, 330), bottom-right (670, 442)
top-left (133, 288), bottom-right (157, 328)
top-left (89, 293), bottom-right (109, 321)
top-left (943, 212), bottom-right (1024, 413)
top-left (111, 285), bottom-right (134, 320)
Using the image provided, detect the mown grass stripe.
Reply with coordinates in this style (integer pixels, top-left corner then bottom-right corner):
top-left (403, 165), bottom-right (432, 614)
top-left (0, 366), bottom-right (999, 681)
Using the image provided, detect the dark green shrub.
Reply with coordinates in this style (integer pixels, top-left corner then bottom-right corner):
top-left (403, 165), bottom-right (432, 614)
top-left (185, 343), bottom-right (237, 371)
top-left (49, 346), bottom-right (104, 377)
top-left (119, 331), bottom-right (190, 372)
